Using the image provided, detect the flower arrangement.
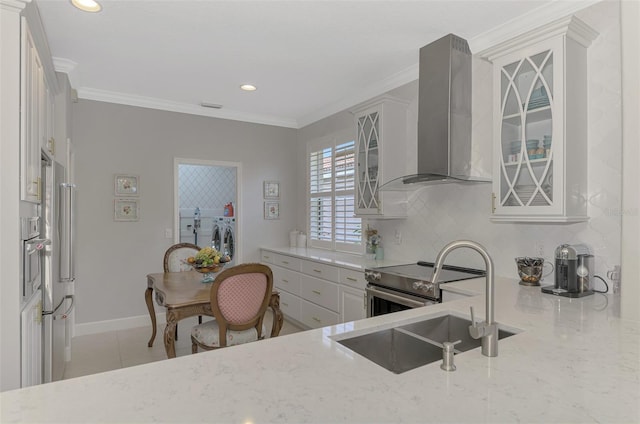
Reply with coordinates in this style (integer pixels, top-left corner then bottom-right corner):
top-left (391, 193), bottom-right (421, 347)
top-left (365, 225), bottom-right (381, 254)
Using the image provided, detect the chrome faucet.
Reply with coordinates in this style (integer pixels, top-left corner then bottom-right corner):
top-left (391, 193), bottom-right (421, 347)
top-left (432, 240), bottom-right (498, 357)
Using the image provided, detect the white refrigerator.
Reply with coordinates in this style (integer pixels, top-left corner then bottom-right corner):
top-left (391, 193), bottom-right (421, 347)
top-left (41, 158), bottom-right (76, 383)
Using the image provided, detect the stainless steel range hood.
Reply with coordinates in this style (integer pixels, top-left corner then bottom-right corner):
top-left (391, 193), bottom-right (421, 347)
top-left (380, 34), bottom-right (491, 191)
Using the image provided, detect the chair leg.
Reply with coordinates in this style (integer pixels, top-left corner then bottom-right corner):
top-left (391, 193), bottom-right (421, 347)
top-left (192, 342), bottom-right (198, 354)
top-left (175, 323), bottom-right (178, 340)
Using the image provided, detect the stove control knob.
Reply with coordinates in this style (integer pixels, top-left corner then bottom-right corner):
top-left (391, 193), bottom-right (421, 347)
top-left (364, 271), bottom-right (381, 282)
top-left (412, 281), bottom-right (434, 292)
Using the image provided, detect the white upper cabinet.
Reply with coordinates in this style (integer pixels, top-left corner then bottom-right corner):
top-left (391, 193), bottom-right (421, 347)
top-left (352, 96), bottom-right (409, 218)
top-left (20, 19), bottom-right (41, 203)
top-left (482, 16), bottom-right (598, 222)
top-left (20, 17), bottom-right (56, 203)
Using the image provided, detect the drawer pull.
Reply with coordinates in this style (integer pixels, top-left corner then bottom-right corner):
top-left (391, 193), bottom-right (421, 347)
top-left (263, 255), bottom-right (270, 259)
top-left (312, 290), bottom-right (321, 295)
top-left (282, 261), bottom-right (289, 265)
top-left (346, 277), bottom-right (357, 282)
top-left (313, 269), bottom-right (322, 273)
top-left (312, 317), bottom-right (321, 323)
top-left (282, 279), bottom-right (289, 283)
top-left (282, 302), bottom-right (289, 307)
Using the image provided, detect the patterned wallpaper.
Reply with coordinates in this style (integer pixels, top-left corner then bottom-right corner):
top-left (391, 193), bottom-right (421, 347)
top-left (373, 1), bottom-right (622, 291)
top-left (178, 164), bottom-right (236, 216)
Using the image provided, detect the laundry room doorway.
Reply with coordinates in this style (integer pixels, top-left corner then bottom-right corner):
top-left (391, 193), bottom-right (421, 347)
top-left (173, 158), bottom-right (241, 263)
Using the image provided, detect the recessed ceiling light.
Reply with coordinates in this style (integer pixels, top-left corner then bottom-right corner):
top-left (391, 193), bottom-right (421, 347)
top-left (71, 0), bottom-right (102, 13)
top-left (240, 84), bottom-right (257, 92)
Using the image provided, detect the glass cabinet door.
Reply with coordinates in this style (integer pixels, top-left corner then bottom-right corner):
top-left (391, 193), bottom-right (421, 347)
top-left (498, 49), bottom-right (554, 211)
top-left (356, 110), bottom-right (380, 212)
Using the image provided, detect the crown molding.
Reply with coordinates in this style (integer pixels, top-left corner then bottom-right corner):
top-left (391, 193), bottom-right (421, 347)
top-left (470, 0), bottom-right (602, 56)
top-left (53, 57), bottom-right (79, 87)
top-left (297, 63), bottom-right (419, 128)
top-left (77, 87), bottom-right (299, 129)
top-left (0, 0), bottom-right (31, 11)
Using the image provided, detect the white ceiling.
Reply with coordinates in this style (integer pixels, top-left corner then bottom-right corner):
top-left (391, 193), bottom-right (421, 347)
top-left (35, 0), bottom-right (598, 128)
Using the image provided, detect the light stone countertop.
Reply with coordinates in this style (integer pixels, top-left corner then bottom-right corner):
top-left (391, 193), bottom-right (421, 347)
top-left (260, 246), bottom-right (413, 270)
top-left (1, 275), bottom-right (639, 423)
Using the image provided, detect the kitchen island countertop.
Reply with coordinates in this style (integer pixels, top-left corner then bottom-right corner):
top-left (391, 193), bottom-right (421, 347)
top-left (1, 277), bottom-right (639, 423)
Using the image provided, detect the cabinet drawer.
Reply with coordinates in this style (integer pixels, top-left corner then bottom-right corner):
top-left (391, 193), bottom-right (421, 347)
top-left (340, 269), bottom-right (367, 290)
top-left (277, 290), bottom-right (301, 323)
top-left (260, 250), bottom-right (274, 264)
top-left (272, 266), bottom-right (301, 296)
top-left (300, 299), bottom-right (339, 329)
top-left (300, 275), bottom-right (339, 312)
top-left (269, 253), bottom-right (301, 271)
top-left (300, 260), bottom-right (340, 282)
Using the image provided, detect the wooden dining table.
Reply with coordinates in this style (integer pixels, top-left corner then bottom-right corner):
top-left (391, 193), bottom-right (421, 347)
top-left (145, 270), bottom-right (284, 358)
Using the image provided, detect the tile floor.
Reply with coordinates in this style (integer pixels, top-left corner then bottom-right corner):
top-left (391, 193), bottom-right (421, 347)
top-left (62, 310), bottom-right (304, 380)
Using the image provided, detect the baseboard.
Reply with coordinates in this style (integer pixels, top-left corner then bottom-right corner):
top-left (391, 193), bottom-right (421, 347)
top-left (73, 313), bottom-right (167, 337)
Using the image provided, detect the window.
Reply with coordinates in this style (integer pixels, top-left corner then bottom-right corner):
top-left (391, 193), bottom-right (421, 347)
top-left (308, 135), bottom-right (362, 253)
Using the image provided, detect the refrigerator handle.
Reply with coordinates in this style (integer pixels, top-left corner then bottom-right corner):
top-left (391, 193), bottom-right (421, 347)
top-left (52, 295), bottom-right (74, 320)
top-left (59, 183), bottom-right (76, 282)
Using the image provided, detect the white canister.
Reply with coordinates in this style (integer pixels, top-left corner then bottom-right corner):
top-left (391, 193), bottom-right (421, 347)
top-left (289, 230), bottom-right (298, 247)
top-left (296, 233), bottom-right (307, 248)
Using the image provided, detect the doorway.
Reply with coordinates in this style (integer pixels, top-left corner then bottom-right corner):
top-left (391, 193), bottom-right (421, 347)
top-left (173, 158), bottom-right (242, 262)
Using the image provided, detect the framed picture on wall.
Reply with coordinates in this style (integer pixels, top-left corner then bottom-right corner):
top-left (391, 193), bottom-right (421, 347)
top-left (114, 199), bottom-right (139, 221)
top-left (114, 174), bottom-right (139, 196)
top-left (263, 181), bottom-right (280, 199)
top-left (264, 202), bottom-right (279, 220)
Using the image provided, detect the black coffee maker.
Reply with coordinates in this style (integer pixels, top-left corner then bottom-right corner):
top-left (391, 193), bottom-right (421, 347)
top-left (541, 244), bottom-right (594, 298)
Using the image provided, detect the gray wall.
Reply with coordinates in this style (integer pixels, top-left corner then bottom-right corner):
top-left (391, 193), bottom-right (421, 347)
top-left (71, 100), bottom-right (298, 325)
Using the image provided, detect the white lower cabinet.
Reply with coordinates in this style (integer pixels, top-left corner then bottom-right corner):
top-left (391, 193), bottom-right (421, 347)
top-left (262, 249), bottom-right (367, 329)
top-left (299, 299), bottom-right (340, 329)
top-left (340, 286), bottom-right (366, 323)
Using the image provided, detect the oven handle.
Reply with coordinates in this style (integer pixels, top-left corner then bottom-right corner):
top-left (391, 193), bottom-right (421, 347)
top-left (366, 285), bottom-right (432, 309)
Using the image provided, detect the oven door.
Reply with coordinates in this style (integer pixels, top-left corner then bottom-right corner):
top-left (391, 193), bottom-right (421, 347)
top-left (366, 284), bottom-right (437, 317)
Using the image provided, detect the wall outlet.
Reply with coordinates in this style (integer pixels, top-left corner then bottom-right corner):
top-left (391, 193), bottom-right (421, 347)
top-left (534, 242), bottom-right (545, 257)
top-left (164, 228), bottom-right (173, 239)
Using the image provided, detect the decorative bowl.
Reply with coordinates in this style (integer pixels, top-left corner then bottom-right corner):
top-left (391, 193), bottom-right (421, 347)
top-left (193, 263), bottom-right (224, 283)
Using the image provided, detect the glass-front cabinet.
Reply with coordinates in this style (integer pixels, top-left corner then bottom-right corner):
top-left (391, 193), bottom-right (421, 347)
top-left (352, 96), bottom-right (409, 218)
top-left (484, 16), bottom-right (597, 222)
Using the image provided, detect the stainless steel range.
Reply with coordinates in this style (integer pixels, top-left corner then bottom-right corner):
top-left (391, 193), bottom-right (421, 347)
top-left (364, 261), bottom-right (485, 317)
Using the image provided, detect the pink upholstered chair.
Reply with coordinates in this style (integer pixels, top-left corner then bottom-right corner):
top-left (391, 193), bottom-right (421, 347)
top-left (191, 263), bottom-right (274, 352)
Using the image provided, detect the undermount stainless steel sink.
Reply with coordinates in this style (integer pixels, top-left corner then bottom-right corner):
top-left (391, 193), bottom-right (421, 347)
top-left (336, 314), bottom-right (517, 374)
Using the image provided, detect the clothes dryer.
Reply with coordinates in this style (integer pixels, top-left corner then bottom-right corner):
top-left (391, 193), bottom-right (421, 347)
top-left (222, 217), bottom-right (236, 265)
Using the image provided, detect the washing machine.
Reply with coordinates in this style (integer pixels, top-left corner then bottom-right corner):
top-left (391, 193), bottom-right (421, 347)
top-left (222, 217), bottom-right (236, 265)
top-left (210, 217), bottom-right (224, 253)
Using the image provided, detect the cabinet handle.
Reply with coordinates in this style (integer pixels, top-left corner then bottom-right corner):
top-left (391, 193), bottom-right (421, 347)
top-left (282, 279), bottom-right (289, 283)
top-left (312, 290), bottom-right (321, 295)
top-left (36, 177), bottom-right (41, 202)
top-left (363, 293), bottom-right (367, 309)
top-left (313, 269), bottom-right (322, 273)
top-left (346, 277), bottom-right (357, 282)
top-left (282, 261), bottom-right (289, 265)
top-left (312, 317), bottom-right (321, 323)
top-left (282, 302), bottom-right (288, 307)
top-left (491, 192), bottom-right (496, 213)
top-left (263, 255), bottom-right (270, 259)
top-left (49, 137), bottom-right (55, 155)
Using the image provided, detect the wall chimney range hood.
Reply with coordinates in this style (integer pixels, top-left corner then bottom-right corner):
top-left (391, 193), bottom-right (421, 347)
top-left (380, 34), bottom-right (491, 191)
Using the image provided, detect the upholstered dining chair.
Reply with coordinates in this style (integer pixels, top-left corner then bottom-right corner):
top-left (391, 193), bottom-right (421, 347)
top-left (163, 242), bottom-right (200, 273)
top-left (163, 242), bottom-right (201, 339)
top-left (191, 263), bottom-right (274, 353)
